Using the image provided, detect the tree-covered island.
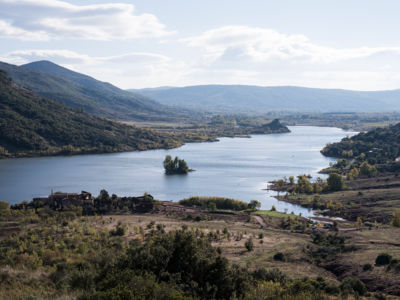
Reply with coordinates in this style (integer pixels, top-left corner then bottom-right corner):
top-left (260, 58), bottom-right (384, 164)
top-left (163, 155), bottom-right (192, 175)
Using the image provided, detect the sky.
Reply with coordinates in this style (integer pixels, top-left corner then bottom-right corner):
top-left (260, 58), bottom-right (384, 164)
top-left (1, 0), bottom-right (400, 90)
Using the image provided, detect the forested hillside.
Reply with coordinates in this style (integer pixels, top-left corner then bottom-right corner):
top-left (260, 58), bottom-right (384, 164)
top-left (321, 123), bottom-right (400, 163)
top-left (0, 61), bottom-right (188, 122)
top-left (0, 71), bottom-right (192, 158)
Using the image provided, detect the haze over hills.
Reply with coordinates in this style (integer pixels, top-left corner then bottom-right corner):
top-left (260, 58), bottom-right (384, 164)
top-left (0, 70), bottom-right (188, 158)
top-left (0, 60), bottom-right (187, 122)
top-left (130, 85), bottom-right (400, 114)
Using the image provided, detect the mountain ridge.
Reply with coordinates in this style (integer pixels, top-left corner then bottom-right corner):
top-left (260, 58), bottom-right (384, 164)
top-left (129, 84), bottom-right (400, 114)
top-left (0, 60), bottom-right (187, 122)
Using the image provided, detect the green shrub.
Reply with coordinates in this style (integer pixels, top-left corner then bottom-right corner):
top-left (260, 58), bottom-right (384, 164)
top-left (179, 196), bottom-right (248, 211)
top-left (110, 224), bottom-right (125, 236)
top-left (245, 237), bottom-right (254, 252)
top-left (273, 252), bottom-right (285, 261)
top-left (375, 253), bottom-right (392, 266)
top-left (363, 263), bottom-right (373, 271)
top-left (339, 277), bottom-right (367, 296)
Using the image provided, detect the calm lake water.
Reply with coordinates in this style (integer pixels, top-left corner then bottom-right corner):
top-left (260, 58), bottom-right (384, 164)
top-left (0, 126), bottom-right (356, 216)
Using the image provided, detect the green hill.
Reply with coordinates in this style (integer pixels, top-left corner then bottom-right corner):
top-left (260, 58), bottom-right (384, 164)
top-left (0, 61), bottom-right (187, 122)
top-left (321, 123), bottom-right (400, 163)
top-left (0, 70), bottom-right (189, 158)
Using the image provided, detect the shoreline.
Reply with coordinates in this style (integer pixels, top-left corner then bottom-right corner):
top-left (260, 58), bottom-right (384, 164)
top-left (0, 127), bottom-right (293, 160)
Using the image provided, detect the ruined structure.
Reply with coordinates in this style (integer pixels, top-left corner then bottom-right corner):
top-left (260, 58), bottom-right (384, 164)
top-left (22, 191), bottom-right (158, 214)
top-left (33, 191), bottom-right (94, 210)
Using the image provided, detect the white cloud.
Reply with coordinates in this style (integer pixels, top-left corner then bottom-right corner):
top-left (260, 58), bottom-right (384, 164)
top-left (183, 26), bottom-right (400, 64)
top-left (3, 49), bottom-right (171, 65)
top-left (2, 25), bottom-right (400, 90)
top-left (1, 49), bottom-right (186, 88)
top-left (0, 0), bottom-right (173, 40)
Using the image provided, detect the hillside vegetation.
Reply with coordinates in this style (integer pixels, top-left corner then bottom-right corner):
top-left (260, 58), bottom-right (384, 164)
top-left (0, 61), bottom-right (188, 122)
top-left (271, 121), bottom-right (400, 224)
top-left (0, 71), bottom-right (205, 158)
top-left (322, 123), bottom-right (400, 163)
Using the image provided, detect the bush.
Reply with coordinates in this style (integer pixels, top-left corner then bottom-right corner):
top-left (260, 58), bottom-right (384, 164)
top-left (245, 238), bottom-right (254, 252)
top-left (252, 268), bottom-right (287, 284)
top-left (179, 196), bottom-right (248, 211)
top-left (339, 277), bottom-right (367, 296)
top-left (374, 292), bottom-right (387, 300)
top-left (363, 263), bottom-right (373, 271)
top-left (375, 253), bottom-right (392, 266)
top-left (0, 201), bottom-right (10, 210)
top-left (273, 252), bottom-right (285, 261)
top-left (110, 224), bottom-right (125, 236)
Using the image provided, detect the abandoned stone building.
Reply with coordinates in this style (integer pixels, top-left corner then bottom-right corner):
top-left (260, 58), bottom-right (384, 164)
top-left (33, 191), bottom-right (94, 210)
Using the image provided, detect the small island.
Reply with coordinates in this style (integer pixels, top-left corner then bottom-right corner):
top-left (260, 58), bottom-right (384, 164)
top-left (163, 155), bottom-right (192, 175)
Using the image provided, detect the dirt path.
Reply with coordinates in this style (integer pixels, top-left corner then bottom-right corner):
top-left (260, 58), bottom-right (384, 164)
top-left (253, 215), bottom-right (267, 227)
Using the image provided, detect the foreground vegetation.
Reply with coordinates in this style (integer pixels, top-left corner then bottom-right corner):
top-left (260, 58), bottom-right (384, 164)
top-left (2, 196), bottom-right (395, 299)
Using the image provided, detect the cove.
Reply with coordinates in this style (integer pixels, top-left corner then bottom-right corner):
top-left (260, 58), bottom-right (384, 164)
top-left (0, 126), bottom-right (356, 216)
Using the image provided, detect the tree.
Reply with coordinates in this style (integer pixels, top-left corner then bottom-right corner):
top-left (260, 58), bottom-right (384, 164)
top-left (245, 237), bottom-right (254, 252)
top-left (248, 200), bottom-right (261, 210)
top-left (347, 168), bottom-right (359, 180)
top-left (177, 159), bottom-right (189, 174)
top-left (99, 189), bottom-right (110, 201)
top-left (208, 202), bottom-right (217, 211)
top-left (327, 173), bottom-right (344, 191)
top-left (163, 155), bottom-right (190, 175)
top-left (360, 161), bottom-right (377, 177)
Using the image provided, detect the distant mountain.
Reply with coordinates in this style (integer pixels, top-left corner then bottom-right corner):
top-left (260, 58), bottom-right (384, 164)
top-left (0, 70), bottom-right (186, 158)
top-left (129, 85), bottom-right (400, 114)
top-left (0, 60), bottom-right (186, 121)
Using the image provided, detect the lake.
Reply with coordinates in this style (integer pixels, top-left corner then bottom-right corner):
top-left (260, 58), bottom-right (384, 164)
top-left (0, 126), bottom-right (356, 216)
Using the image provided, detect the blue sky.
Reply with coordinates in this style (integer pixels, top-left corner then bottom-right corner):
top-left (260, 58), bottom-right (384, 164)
top-left (1, 0), bottom-right (400, 90)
